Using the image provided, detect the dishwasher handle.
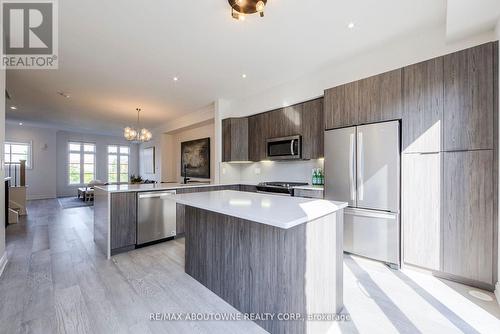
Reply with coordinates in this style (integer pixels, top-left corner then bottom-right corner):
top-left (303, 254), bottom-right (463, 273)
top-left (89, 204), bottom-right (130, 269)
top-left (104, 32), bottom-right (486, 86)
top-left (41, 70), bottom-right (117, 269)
top-left (138, 191), bottom-right (177, 199)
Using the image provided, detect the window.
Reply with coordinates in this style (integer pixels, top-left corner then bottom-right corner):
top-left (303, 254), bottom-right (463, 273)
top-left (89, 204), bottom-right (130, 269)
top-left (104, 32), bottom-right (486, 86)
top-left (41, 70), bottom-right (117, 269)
top-left (68, 142), bottom-right (95, 185)
top-left (5, 141), bottom-right (32, 168)
top-left (108, 145), bottom-right (130, 184)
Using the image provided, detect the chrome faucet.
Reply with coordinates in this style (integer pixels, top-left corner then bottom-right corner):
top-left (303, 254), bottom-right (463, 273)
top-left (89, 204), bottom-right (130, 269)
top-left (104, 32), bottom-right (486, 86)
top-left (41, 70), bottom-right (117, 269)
top-left (183, 164), bottom-right (190, 184)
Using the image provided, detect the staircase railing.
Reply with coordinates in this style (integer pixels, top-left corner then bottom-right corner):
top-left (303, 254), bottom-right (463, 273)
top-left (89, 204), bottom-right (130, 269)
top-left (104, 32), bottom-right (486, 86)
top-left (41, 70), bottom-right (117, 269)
top-left (5, 160), bottom-right (26, 187)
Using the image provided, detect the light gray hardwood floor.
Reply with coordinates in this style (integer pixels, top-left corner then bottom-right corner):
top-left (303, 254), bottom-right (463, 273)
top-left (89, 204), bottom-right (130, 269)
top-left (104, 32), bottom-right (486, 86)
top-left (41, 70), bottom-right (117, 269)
top-left (1, 199), bottom-right (500, 334)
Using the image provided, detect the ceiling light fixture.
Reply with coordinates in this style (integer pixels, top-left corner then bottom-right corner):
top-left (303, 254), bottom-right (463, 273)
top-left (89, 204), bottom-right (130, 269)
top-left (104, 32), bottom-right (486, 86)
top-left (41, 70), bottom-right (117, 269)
top-left (229, 0), bottom-right (267, 20)
top-left (124, 108), bottom-right (152, 143)
top-left (10, 106), bottom-right (17, 110)
top-left (348, 22), bottom-right (355, 29)
top-left (57, 91), bottom-right (71, 98)
top-left (242, 74), bottom-right (247, 78)
top-left (173, 77), bottom-right (179, 81)
top-left (19, 122), bottom-right (23, 126)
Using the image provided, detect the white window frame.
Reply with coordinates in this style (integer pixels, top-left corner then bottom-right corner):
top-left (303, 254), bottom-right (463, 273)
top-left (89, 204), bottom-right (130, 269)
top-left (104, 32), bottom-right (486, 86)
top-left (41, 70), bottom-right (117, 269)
top-left (68, 142), bottom-right (96, 186)
top-left (5, 140), bottom-right (33, 169)
top-left (107, 145), bottom-right (130, 184)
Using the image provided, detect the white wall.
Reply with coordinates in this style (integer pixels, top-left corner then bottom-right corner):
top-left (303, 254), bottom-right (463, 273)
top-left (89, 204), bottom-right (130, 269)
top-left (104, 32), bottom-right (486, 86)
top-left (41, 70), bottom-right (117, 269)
top-left (56, 130), bottom-right (139, 197)
top-left (0, 67), bottom-right (6, 275)
top-left (139, 105), bottom-right (215, 183)
top-left (5, 123), bottom-right (57, 199)
top-left (171, 122), bottom-right (215, 183)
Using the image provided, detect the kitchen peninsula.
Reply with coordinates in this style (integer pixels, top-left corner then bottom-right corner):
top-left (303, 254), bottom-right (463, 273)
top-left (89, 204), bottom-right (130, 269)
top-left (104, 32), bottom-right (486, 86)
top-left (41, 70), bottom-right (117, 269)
top-left (93, 183), bottom-right (244, 258)
top-left (174, 190), bottom-right (347, 334)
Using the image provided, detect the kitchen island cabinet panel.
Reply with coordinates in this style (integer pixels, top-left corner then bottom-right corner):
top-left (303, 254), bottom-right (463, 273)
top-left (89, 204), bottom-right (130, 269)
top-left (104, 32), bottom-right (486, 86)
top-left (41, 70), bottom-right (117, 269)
top-left (110, 192), bottom-right (137, 253)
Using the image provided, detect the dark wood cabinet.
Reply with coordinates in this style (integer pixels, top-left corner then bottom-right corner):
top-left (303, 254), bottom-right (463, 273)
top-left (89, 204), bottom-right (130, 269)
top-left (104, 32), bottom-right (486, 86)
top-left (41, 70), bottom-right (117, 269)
top-left (443, 150), bottom-right (494, 285)
top-left (239, 184), bottom-right (257, 193)
top-left (301, 98), bottom-right (324, 159)
top-left (267, 105), bottom-right (302, 139)
top-left (110, 192), bottom-right (137, 252)
top-left (358, 69), bottom-right (402, 124)
top-left (443, 42), bottom-right (494, 151)
top-left (248, 99), bottom-right (324, 161)
top-left (402, 58), bottom-right (444, 153)
top-left (324, 81), bottom-right (359, 130)
top-left (222, 118), bottom-right (249, 162)
top-left (248, 113), bottom-right (268, 162)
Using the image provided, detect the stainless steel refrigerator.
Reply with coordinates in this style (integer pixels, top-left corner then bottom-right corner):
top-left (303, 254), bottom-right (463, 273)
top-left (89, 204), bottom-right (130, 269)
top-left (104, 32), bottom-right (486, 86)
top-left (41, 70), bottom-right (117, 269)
top-left (324, 121), bottom-right (400, 268)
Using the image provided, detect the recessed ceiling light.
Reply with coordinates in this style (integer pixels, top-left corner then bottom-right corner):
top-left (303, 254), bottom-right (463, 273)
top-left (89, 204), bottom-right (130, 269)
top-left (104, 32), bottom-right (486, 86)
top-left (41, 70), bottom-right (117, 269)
top-left (242, 74), bottom-right (247, 78)
top-left (19, 122), bottom-right (23, 126)
top-left (10, 106), bottom-right (17, 110)
top-left (173, 77), bottom-right (179, 81)
top-left (348, 22), bottom-right (355, 29)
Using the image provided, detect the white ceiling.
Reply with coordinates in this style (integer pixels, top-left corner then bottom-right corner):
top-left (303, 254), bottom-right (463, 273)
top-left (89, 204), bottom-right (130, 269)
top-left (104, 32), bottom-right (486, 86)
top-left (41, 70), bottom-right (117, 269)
top-left (6, 0), bottom-right (449, 135)
top-left (446, 0), bottom-right (500, 41)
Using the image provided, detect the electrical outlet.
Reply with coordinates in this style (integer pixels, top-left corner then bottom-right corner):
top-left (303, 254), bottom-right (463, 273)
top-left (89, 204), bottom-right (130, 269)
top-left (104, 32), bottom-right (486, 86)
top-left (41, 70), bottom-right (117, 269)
top-left (254, 167), bottom-right (261, 175)
top-left (222, 167), bottom-right (226, 175)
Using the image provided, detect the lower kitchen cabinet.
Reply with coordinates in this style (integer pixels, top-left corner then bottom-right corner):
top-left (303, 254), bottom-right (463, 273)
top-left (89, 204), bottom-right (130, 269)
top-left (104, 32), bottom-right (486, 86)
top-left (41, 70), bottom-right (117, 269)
top-left (443, 150), bottom-right (494, 285)
top-left (110, 192), bottom-right (137, 251)
top-left (402, 153), bottom-right (442, 271)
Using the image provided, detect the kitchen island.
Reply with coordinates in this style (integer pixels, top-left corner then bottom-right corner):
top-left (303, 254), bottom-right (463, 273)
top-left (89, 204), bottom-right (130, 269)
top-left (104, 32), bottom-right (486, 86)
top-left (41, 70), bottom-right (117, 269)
top-left (174, 190), bottom-right (347, 334)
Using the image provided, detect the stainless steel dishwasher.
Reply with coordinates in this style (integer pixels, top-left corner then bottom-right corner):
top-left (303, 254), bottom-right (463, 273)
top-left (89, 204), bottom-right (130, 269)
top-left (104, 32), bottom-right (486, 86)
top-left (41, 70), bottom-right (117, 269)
top-left (137, 190), bottom-right (177, 245)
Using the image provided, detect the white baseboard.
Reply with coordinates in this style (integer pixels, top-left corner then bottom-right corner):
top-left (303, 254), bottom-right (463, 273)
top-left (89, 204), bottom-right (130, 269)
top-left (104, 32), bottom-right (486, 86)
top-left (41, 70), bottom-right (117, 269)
top-left (27, 194), bottom-right (56, 200)
top-left (0, 252), bottom-right (8, 278)
top-left (495, 282), bottom-right (500, 306)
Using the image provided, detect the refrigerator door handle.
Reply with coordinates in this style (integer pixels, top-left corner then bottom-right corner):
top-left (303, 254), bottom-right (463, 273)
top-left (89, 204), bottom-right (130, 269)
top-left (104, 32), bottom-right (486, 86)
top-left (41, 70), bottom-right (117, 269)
top-left (349, 133), bottom-right (355, 201)
top-left (290, 139), bottom-right (295, 156)
top-left (358, 131), bottom-right (364, 201)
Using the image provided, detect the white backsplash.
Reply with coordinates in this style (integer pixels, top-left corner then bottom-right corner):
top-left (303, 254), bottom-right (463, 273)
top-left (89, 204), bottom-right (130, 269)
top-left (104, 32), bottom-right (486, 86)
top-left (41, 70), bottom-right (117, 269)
top-left (220, 159), bottom-right (324, 185)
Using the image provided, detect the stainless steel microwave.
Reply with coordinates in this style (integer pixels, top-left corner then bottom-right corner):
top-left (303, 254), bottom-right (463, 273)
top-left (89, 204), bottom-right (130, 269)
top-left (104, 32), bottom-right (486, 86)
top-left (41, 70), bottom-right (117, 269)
top-left (266, 135), bottom-right (301, 160)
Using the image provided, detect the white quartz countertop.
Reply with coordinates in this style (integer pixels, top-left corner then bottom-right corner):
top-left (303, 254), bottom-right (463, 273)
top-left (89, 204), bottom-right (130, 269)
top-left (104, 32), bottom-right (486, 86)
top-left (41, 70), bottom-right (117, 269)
top-left (94, 182), bottom-right (251, 193)
top-left (173, 190), bottom-right (347, 229)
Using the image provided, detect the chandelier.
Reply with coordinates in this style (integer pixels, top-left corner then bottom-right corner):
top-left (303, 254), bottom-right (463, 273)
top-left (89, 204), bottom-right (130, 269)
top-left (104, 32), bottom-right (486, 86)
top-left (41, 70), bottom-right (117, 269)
top-left (124, 108), bottom-right (152, 142)
top-left (229, 0), bottom-right (267, 20)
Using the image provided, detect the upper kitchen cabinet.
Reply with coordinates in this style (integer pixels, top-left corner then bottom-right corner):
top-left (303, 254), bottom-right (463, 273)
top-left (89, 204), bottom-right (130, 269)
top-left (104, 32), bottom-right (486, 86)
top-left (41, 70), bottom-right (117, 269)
top-left (222, 118), bottom-right (249, 162)
top-left (443, 42), bottom-right (494, 151)
top-left (302, 98), bottom-right (324, 159)
top-left (248, 113), bottom-right (268, 162)
top-left (324, 81), bottom-right (359, 130)
top-left (267, 105), bottom-right (302, 139)
top-left (358, 69), bottom-right (403, 124)
top-left (402, 57), bottom-right (444, 153)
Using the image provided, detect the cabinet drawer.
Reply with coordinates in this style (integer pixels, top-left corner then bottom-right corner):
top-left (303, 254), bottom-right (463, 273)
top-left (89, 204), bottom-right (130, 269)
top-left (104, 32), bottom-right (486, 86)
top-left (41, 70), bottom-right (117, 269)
top-left (293, 188), bottom-right (323, 199)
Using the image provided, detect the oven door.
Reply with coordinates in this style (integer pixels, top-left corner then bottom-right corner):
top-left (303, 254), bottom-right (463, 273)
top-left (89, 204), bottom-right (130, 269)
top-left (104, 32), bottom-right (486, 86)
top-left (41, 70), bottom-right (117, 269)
top-left (267, 136), bottom-right (301, 160)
